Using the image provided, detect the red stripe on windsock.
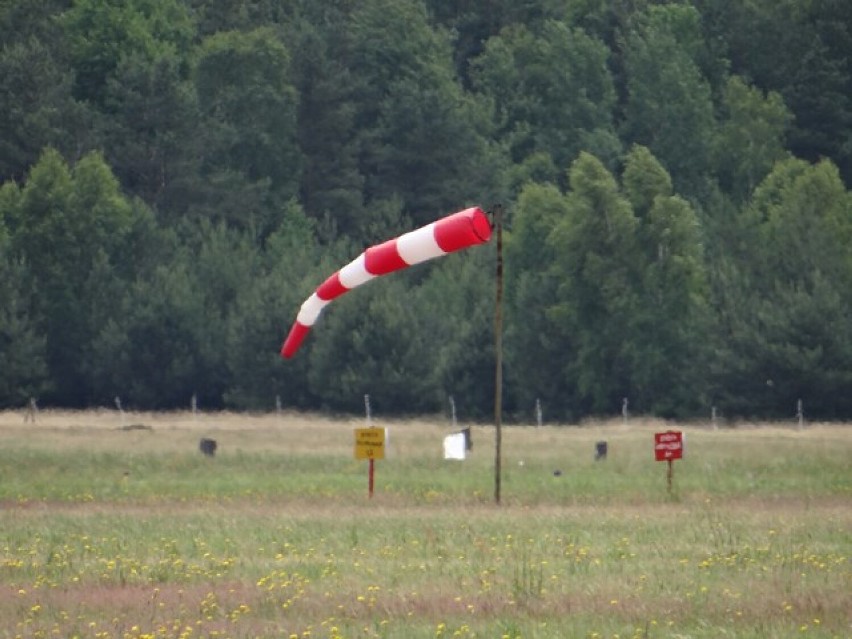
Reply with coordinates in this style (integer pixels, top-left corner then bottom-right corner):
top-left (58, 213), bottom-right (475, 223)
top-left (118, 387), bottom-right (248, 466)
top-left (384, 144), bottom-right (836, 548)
top-left (315, 272), bottom-right (348, 301)
top-left (434, 207), bottom-right (492, 252)
top-left (281, 322), bottom-right (310, 358)
top-left (365, 238), bottom-right (408, 274)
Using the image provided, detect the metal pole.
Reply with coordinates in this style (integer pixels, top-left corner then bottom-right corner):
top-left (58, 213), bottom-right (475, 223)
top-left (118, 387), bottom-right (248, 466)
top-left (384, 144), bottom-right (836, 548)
top-left (667, 459), bottom-right (673, 494)
top-left (493, 205), bottom-right (504, 505)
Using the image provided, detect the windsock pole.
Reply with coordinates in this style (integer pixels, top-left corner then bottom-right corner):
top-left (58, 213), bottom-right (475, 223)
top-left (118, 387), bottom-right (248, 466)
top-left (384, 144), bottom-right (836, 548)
top-left (493, 205), bottom-right (504, 506)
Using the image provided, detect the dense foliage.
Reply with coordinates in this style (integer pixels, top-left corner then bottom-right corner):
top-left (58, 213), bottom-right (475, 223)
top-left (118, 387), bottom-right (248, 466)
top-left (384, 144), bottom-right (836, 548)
top-left (1, 0), bottom-right (851, 421)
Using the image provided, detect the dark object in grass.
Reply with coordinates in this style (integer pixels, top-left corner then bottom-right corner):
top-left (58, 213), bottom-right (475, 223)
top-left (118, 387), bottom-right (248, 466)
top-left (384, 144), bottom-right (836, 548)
top-left (199, 438), bottom-right (217, 457)
top-left (117, 423), bottom-right (152, 431)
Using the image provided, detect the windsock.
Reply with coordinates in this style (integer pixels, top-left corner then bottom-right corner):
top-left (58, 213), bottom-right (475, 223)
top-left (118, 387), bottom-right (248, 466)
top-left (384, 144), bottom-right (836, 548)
top-left (281, 206), bottom-right (492, 358)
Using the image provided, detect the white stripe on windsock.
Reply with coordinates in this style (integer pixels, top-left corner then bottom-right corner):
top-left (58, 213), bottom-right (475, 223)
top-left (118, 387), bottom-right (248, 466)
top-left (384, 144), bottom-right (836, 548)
top-left (397, 223), bottom-right (445, 265)
top-left (339, 253), bottom-right (376, 290)
top-left (296, 293), bottom-right (330, 326)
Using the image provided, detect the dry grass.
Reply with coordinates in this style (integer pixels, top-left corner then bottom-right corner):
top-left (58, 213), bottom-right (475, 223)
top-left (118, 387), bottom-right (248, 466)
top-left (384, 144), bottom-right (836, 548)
top-left (3, 407), bottom-right (847, 454)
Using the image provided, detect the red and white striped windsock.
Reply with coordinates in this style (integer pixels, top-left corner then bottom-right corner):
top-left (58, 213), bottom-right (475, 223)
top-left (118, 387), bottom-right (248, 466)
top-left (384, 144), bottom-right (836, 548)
top-left (280, 206), bottom-right (492, 358)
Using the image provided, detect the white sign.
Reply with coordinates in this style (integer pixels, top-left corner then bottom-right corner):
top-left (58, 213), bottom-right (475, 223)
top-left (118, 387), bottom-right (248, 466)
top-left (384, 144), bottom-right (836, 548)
top-left (443, 432), bottom-right (467, 460)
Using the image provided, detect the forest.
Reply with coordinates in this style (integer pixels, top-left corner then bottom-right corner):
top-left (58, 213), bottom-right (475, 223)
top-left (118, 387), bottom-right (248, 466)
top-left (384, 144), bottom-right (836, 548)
top-left (1, 0), bottom-right (851, 421)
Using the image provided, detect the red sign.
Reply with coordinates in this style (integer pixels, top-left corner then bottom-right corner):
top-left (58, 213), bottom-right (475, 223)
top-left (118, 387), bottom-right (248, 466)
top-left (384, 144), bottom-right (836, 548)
top-left (654, 431), bottom-right (684, 461)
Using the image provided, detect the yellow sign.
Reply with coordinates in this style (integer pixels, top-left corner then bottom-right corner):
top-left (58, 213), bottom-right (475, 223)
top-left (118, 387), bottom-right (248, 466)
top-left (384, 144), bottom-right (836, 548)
top-left (354, 427), bottom-right (385, 460)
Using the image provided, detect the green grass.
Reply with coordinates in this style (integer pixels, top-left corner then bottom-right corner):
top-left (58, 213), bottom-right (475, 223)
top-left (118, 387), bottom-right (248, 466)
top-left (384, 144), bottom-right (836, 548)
top-left (0, 411), bottom-right (849, 638)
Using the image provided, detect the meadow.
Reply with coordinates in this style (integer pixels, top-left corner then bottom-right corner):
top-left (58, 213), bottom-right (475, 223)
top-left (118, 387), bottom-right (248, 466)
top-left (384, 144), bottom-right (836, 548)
top-left (0, 410), bottom-right (849, 639)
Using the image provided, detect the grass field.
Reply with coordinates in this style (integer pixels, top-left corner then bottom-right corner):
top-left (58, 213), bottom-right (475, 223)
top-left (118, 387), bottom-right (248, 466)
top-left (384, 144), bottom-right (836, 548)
top-left (0, 410), bottom-right (849, 638)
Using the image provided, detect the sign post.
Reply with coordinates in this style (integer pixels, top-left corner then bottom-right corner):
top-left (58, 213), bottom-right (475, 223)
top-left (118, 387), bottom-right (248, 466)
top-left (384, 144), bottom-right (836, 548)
top-left (354, 427), bottom-right (385, 498)
top-left (654, 430), bottom-right (684, 493)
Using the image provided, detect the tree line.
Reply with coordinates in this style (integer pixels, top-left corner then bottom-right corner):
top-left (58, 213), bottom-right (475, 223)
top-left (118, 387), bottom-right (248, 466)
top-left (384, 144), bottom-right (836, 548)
top-left (1, 0), bottom-right (851, 421)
